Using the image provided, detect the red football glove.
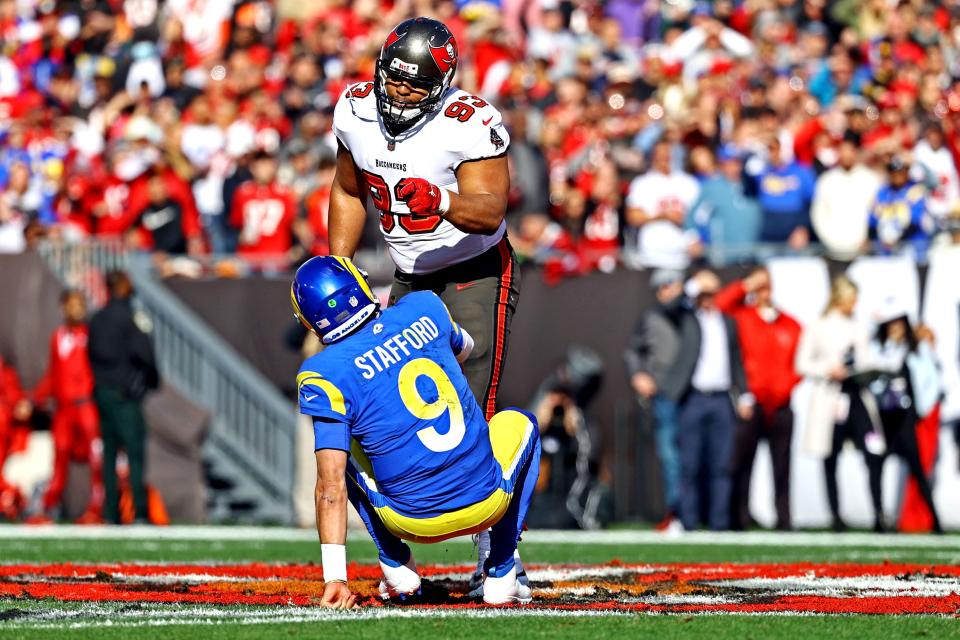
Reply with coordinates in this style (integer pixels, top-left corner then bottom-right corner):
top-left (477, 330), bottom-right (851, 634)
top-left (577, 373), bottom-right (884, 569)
top-left (396, 177), bottom-right (442, 216)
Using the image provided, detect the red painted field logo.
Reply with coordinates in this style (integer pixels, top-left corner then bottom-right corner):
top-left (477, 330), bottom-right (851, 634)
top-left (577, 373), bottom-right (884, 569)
top-left (1, 562), bottom-right (959, 617)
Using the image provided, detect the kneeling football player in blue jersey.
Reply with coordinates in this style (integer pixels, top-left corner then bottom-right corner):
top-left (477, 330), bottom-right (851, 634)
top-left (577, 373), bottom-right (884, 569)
top-left (291, 256), bottom-right (540, 608)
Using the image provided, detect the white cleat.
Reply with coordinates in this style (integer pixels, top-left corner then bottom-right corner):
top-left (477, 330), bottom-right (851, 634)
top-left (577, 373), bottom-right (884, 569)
top-left (470, 545), bottom-right (529, 598)
top-left (482, 565), bottom-right (533, 605)
top-left (378, 556), bottom-right (421, 602)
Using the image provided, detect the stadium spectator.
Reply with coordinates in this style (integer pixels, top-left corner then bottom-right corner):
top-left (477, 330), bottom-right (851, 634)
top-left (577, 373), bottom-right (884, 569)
top-left (811, 132), bottom-right (882, 260)
top-left (0, 354), bottom-right (30, 520)
top-left (869, 305), bottom-right (943, 533)
top-left (505, 110), bottom-right (550, 220)
top-left (0, 190), bottom-right (27, 254)
top-left (88, 271), bottom-right (159, 525)
top-left (753, 137), bottom-right (816, 249)
top-left (129, 174), bottom-right (196, 255)
top-left (912, 122), bottom-right (959, 225)
top-left (31, 290), bottom-right (103, 524)
top-left (0, 354), bottom-right (31, 473)
top-left (180, 94), bottom-right (227, 241)
top-left (677, 270), bottom-right (751, 531)
top-left (624, 140), bottom-right (701, 270)
top-left (219, 129), bottom-right (257, 254)
top-left (670, 15), bottom-right (756, 86)
top-left (688, 144), bottom-right (761, 264)
top-left (796, 275), bottom-right (885, 532)
top-left (623, 269), bottom-right (690, 532)
top-left (869, 156), bottom-right (933, 260)
top-left (716, 268), bottom-right (802, 531)
top-left (0, 0), bottom-right (957, 275)
top-left (526, 0), bottom-right (578, 80)
top-left (294, 155), bottom-right (337, 261)
top-left (229, 149), bottom-right (297, 264)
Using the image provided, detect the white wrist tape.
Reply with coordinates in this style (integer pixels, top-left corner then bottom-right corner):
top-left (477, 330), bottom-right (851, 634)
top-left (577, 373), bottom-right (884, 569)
top-left (437, 188), bottom-right (451, 216)
top-left (321, 543), bottom-right (347, 583)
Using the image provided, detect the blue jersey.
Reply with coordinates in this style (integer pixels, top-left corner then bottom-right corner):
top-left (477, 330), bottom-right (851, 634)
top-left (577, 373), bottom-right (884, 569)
top-left (297, 291), bottom-right (499, 518)
top-left (869, 183), bottom-right (930, 245)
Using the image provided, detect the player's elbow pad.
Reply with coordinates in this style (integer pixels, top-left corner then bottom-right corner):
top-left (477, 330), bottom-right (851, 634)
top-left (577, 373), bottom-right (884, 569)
top-left (456, 328), bottom-right (475, 363)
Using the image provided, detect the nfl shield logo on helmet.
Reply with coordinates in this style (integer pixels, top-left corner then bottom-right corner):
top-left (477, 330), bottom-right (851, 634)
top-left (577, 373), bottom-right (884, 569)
top-left (349, 296), bottom-right (359, 308)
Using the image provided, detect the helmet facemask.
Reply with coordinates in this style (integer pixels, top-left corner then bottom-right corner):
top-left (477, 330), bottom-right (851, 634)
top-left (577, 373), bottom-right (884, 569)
top-left (374, 56), bottom-right (449, 136)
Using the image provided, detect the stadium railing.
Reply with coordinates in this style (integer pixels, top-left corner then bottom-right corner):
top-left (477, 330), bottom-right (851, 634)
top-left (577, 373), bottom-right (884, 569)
top-left (36, 240), bottom-right (298, 524)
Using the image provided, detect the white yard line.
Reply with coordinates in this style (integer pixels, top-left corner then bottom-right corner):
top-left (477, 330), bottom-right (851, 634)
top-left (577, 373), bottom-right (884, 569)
top-left (0, 603), bottom-right (891, 630)
top-left (0, 525), bottom-right (956, 548)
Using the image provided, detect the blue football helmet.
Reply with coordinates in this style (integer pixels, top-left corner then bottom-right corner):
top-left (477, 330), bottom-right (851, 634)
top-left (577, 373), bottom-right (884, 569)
top-left (291, 256), bottom-right (380, 344)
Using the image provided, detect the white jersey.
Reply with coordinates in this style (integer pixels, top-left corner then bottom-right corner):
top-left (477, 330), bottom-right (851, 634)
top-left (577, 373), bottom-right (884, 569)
top-left (333, 81), bottom-right (510, 274)
top-left (625, 170), bottom-right (700, 270)
top-left (913, 141), bottom-right (959, 220)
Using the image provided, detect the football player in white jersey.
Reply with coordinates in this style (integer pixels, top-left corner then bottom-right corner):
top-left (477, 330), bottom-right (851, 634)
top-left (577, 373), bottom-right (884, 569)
top-left (328, 17), bottom-right (518, 423)
top-left (326, 16), bottom-right (522, 598)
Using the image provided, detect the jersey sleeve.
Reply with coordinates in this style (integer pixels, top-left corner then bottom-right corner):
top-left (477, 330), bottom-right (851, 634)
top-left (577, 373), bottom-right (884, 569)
top-left (297, 366), bottom-right (354, 451)
top-left (331, 89), bottom-right (352, 150)
top-left (454, 104), bottom-right (510, 169)
top-left (332, 82), bottom-right (373, 152)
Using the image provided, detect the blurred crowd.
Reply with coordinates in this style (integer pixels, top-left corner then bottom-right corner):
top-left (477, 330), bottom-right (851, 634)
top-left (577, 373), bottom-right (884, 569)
top-left (4, 0), bottom-right (960, 277)
top-left (625, 267), bottom-right (947, 533)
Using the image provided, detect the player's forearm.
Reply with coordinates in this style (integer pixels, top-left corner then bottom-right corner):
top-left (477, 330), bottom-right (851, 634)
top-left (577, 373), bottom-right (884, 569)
top-left (315, 478), bottom-right (348, 545)
top-left (443, 191), bottom-right (507, 235)
top-left (328, 185), bottom-right (367, 258)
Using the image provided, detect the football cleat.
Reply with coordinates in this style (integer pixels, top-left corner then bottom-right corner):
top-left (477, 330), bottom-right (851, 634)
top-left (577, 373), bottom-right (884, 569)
top-left (378, 555), bottom-right (421, 602)
top-left (470, 543), bottom-right (530, 599)
top-left (482, 565), bottom-right (532, 605)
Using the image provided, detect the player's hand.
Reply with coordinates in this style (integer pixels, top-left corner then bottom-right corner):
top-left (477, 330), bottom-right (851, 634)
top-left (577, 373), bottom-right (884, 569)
top-left (396, 177), bottom-right (443, 216)
top-left (320, 581), bottom-right (357, 609)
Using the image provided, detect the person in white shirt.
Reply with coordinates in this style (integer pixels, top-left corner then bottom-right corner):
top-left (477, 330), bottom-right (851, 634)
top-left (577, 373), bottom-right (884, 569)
top-left (526, 0), bottom-right (578, 80)
top-left (795, 275), bottom-right (885, 531)
top-left (676, 270), bottom-right (752, 531)
top-left (0, 197), bottom-right (26, 254)
top-left (669, 16), bottom-right (755, 87)
top-left (625, 140), bottom-right (701, 270)
top-left (913, 122), bottom-right (960, 223)
top-left (811, 131), bottom-right (881, 259)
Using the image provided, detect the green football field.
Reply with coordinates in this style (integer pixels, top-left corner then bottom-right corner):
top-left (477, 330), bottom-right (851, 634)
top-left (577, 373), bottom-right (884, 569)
top-left (0, 526), bottom-right (958, 639)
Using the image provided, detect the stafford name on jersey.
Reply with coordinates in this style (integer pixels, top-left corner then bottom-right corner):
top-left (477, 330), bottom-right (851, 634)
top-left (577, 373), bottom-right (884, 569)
top-left (354, 315), bottom-right (441, 380)
top-left (333, 81), bottom-right (512, 275)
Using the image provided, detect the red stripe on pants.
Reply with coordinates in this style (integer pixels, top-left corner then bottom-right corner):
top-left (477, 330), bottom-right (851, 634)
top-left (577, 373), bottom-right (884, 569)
top-left (484, 239), bottom-right (513, 420)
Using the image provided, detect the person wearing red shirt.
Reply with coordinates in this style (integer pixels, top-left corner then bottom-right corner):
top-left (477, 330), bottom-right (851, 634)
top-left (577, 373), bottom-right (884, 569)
top-left (0, 355), bottom-right (31, 520)
top-left (291, 156), bottom-right (337, 261)
top-left (300, 186), bottom-right (331, 257)
top-left (229, 150), bottom-right (296, 261)
top-left (31, 290), bottom-right (103, 524)
top-left (715, 267), bottom-right (802, 531)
